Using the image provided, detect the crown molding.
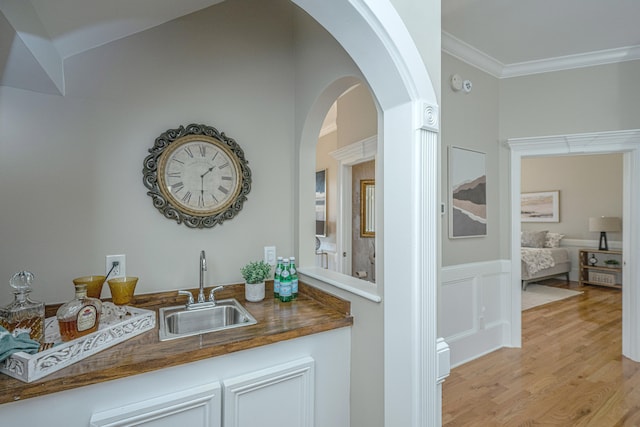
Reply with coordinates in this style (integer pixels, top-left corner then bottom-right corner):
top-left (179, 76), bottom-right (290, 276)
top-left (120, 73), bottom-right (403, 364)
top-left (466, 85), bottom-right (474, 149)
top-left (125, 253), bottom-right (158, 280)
top-left (442, 31), bottom-right (640, 79)
top-left (329, 135), bottom-right (377, 164)
top-left (441, 32), bottom-right (504, 78)
top-left (502, 45), bottom-right (640, 78)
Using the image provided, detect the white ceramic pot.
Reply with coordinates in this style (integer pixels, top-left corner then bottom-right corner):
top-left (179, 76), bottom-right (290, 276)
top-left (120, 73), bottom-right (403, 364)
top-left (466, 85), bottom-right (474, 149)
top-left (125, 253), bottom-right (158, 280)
top-left (245, 281), bottom-right (265, 302)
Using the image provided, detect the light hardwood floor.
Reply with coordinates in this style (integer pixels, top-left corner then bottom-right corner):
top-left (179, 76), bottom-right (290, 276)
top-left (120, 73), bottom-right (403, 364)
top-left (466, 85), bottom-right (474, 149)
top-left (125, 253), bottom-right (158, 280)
top-left (442, 279), bottom-right (640, 426)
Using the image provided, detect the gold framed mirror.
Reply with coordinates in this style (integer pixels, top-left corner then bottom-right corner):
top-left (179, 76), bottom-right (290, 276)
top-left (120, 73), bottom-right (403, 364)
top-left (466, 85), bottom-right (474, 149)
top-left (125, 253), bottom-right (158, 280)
top-left (360, 179), bottom-right (375, 237)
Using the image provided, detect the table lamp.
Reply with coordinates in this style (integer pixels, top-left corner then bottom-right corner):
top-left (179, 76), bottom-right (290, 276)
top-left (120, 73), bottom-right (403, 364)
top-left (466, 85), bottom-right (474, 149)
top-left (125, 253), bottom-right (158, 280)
top-left (589, 216), bottom-right (621, 251)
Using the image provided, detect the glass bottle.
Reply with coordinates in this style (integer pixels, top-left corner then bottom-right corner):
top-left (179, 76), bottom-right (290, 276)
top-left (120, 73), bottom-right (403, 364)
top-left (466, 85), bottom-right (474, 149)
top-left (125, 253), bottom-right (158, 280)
top-left (56, 283), bottom-right (102, 342)
top-left (279, 258), bottom-right (292, 302)
top-left (274, 256), bottom-right (283, 298)
top-left (0, 271), bottom-right (45, 343)
top-left (289, 256), bottom-right (298, 299)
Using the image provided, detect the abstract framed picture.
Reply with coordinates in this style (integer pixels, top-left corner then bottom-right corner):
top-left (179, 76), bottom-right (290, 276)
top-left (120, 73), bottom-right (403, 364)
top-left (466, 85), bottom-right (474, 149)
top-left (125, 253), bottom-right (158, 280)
top-left (448, 146), bottom-right (487, 238)
top-left (521, 191), bottom-right (559, 222)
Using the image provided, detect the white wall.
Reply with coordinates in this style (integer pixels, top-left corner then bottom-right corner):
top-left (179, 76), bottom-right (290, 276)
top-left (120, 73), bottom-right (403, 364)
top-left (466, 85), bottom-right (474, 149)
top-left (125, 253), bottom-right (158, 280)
top-left (499, 61), bottom-right (640, 139)
top-left (441, 53), bottom-right (500, 267)
top-left (521, 154), bottom-right (623, 240)
top-left (0, 0), bottom-right (296, 306)
top-left (336, 84), bottom-right (377, 148)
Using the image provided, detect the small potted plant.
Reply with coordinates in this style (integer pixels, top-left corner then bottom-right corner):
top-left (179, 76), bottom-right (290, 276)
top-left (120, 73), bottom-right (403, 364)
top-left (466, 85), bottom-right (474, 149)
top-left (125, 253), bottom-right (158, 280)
top-left (240, 260), bottom-right (272, 302)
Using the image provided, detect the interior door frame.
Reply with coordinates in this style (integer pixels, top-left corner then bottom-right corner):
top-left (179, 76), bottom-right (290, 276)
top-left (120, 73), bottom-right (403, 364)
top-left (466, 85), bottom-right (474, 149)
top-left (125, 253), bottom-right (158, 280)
top-left (508, 130), bottom-right (640, 360)
top-left (331, 135), bottom-right (377, 275)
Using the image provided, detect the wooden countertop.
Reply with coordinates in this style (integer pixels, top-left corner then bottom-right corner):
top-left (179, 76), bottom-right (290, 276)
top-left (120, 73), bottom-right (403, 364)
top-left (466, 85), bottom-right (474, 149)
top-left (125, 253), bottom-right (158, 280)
top-left (0, 281), bottom-right (352, 405)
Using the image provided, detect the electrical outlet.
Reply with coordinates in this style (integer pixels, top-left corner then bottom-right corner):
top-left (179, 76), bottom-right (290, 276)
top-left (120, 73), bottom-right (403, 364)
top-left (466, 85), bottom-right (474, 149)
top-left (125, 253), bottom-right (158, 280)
top-left (264, 246), bottom-right (276, 266)
top-left (106, 254), bottom-right (126, 279)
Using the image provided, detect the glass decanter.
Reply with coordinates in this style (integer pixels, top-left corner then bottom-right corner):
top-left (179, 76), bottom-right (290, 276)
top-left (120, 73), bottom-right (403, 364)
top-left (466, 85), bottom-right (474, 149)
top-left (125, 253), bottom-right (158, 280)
top-left (0, 271), bottom-right (45, 343)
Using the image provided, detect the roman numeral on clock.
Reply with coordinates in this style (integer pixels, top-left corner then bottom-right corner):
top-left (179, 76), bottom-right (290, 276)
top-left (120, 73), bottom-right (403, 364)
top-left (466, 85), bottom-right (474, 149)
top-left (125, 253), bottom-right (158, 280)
top-left (172, 182), bottom-right (184, 193)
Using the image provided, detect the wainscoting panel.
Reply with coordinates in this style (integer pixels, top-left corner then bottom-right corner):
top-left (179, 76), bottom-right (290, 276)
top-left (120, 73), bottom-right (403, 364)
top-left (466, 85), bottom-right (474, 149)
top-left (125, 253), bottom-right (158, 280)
top-left (481, 272), bottom-right (505, 327)
top-left (439, 277), bottom-right (477, 339)
top-left (440, 260), bottom-right (511, 367)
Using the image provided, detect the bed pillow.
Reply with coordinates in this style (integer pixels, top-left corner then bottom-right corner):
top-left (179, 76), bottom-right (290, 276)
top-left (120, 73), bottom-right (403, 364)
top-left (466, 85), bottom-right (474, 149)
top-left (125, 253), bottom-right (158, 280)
top-left (521, 230), bottom-right (547, 248)
top-left (545, 232), bottom-right (565, 248)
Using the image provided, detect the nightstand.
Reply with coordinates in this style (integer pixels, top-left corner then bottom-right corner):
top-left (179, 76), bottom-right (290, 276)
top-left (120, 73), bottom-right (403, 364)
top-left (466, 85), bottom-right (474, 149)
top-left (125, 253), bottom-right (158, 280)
top-left (578, 248), bottom-right (622, 289)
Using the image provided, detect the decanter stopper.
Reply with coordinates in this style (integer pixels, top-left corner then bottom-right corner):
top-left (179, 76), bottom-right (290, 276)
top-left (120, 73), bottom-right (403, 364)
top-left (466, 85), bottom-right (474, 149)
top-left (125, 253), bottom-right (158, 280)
top-left (10, 270), bottom-right (35, 295)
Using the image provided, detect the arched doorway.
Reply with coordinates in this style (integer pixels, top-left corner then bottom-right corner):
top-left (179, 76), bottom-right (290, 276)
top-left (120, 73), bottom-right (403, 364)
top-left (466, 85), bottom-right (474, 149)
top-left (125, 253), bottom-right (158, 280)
top-left (291, 1), bottom-right (442, 425)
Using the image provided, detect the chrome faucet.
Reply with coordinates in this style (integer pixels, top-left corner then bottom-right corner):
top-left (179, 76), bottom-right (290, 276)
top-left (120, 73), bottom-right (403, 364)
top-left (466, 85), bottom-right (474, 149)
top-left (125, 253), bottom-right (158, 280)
top-left (198, 250), bottom-right (207, 303)
top-left (178, 250), bottom-right (224, 310)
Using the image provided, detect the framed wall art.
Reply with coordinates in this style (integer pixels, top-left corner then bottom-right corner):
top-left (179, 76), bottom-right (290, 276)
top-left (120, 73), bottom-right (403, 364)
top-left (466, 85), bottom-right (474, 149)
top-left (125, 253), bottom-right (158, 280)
top-left (449, 146), bottom-right (487, 238)
top-left (521, 191), bottom-right (560, 222)
top-left (315, 169), bottom-right (327, 236)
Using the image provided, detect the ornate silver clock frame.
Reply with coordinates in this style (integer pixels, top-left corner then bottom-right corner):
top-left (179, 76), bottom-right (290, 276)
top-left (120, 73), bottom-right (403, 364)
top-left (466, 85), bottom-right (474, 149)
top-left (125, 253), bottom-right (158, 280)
top-left (143, 123), bottom-right (252, 228)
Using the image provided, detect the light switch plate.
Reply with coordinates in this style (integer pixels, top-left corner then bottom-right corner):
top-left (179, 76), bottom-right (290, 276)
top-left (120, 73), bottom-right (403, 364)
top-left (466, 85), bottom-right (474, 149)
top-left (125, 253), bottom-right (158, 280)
top-left (264, 246), bottom-right (276, 266)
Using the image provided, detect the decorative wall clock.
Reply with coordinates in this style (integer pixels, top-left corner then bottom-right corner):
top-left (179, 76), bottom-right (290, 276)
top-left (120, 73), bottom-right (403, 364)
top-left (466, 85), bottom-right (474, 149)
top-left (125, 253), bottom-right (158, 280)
top-left (143, 124), bottom-right (251, 228)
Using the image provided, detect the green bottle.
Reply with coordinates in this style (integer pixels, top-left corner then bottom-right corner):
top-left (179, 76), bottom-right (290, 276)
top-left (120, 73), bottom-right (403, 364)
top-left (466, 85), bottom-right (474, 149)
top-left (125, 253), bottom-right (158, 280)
top-left (289, 256), bottom-right (298, 299)
top-left (279, 258), bottom-right (292, 302)
top-left (274, 257), bottom-right (283, 298)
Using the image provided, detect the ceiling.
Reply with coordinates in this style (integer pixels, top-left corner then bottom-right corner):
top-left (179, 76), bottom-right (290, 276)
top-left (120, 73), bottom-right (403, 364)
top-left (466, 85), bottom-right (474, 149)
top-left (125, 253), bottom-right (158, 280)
top-left (442, 0), bottom-right (640, 77)
top-left (2, 0), bottom-right (640, 94)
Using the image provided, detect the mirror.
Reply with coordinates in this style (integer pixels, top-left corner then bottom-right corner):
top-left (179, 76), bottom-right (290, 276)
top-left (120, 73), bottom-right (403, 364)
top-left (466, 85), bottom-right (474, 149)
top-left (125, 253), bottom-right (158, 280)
top-left (316, 169), bottom-right (327, 237)
top-left (360, 179), bottom-right (375, 237)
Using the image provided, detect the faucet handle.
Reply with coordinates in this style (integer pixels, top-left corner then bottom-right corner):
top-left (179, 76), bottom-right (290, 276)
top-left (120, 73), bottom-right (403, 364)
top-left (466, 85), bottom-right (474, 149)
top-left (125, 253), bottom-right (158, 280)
top-left (178, 290), bottom-right (195, 306)
top-left (209, 286), bottom-right (224, 303)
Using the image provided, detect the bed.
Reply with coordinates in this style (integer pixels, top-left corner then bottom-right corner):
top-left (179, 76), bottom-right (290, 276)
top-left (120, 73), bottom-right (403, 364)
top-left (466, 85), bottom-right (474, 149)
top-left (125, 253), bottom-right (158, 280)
top-left (521, 231), bottom-right (571, 290)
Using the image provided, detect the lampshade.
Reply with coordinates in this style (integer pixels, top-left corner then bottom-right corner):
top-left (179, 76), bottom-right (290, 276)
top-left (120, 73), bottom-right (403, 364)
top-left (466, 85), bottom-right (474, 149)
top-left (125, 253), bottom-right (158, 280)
top-left (588, 216), bottom-right (622, 232)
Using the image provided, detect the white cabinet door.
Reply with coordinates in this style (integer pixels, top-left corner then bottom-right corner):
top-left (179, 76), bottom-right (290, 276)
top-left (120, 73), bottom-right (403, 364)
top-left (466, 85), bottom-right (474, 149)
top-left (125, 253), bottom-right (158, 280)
top-left (223, 357), bottom-right (315, 427)
top-left (90, 382), bottom-right (221, 427)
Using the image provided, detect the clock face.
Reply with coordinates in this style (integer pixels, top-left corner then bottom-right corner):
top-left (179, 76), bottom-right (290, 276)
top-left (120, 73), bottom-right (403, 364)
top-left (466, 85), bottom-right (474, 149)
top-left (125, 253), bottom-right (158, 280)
top-left (143, 123), bottom-right (251, 228)
top-left (157, 135), bottom-right (241, 216)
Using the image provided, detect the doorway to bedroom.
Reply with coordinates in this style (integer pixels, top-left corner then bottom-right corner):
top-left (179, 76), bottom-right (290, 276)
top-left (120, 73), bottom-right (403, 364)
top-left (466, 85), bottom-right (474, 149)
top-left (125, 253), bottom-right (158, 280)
top-left (508, 130), bottom-right (640, 361)
top-left (520, 153), bottom-right (623, 287)
top-left (519, 154), bottom-right (622, 313)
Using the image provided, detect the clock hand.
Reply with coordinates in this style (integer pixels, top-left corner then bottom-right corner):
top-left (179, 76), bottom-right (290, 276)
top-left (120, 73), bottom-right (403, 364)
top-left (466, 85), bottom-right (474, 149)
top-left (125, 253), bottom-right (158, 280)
top-left (200, 166), bottom-right (214, 178)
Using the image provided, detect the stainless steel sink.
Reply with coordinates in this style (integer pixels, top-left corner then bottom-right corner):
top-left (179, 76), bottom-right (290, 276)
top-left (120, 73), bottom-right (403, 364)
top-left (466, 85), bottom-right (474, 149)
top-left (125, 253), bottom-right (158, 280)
top-left (158, 298), bottom-right (257, 341)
